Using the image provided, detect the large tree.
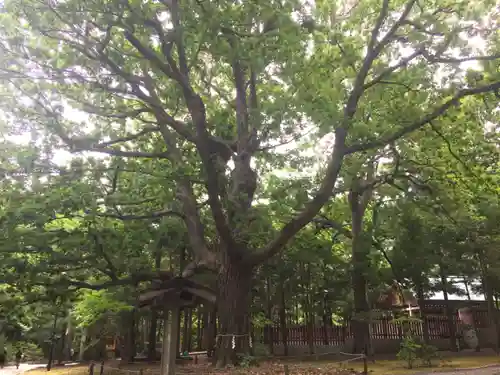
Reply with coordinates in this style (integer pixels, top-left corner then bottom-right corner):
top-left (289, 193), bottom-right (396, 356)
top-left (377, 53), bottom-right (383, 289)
top-left (1, 0), bottom-right (499, 365)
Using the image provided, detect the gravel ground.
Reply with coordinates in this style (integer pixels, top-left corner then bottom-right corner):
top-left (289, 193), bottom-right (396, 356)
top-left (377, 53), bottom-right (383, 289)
top-left (0, 364), bottom-right (45, 375)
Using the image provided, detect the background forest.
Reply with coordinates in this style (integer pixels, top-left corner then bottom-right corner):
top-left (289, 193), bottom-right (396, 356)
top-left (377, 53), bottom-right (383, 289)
top-left (0, 0), bottom-right (499, 369)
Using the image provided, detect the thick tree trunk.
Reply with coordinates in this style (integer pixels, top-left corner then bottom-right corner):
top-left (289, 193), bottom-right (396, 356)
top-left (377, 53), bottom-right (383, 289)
top-left (351, 208), bottom-right (371, 355)
top-left (348, 172), bottom-right (374, 357)
top-left (215, 258), bottom-right (253, 367)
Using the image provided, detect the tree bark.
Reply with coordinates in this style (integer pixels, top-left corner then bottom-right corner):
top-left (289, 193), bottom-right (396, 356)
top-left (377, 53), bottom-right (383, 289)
top-left (215, 256), bottom-right (253, 367)
top-left (348, 167), bottom-right (375, 356)
top-left (350, 198), bottom-right (371, 355)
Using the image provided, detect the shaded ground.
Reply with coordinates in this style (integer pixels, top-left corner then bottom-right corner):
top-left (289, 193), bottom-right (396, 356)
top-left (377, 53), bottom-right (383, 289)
top-left (23, 350), bottom-right (500, 375)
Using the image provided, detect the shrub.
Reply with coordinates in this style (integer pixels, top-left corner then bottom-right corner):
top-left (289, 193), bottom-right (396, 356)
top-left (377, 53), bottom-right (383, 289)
top-left (417, 342), bottom-right (438, 367)
top-left (397, 336), bottom-right (439, 369)
top-left (397, 336), bottom-right (420, 369)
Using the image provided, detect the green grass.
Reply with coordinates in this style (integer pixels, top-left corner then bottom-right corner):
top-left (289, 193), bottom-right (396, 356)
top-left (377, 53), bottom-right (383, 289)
top-left (28, 366), bottom-right (88, 375)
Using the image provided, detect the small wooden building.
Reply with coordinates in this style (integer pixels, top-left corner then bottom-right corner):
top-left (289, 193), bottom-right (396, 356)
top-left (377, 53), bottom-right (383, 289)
top-left (138, 277), bottom-right (216, 375)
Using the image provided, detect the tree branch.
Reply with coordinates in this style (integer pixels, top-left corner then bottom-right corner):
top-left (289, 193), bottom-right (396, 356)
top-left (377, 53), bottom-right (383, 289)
top-left (248, 1), bottom-right (419, 264)
top-left (345, 81), bottom-right (500, 155)
top-left (72, 146), bottom-right (170, 159)
top-left (363, 49), bottom-right (424, 90)
top-left (423, 52), bottom-right (500, 64)
top-left (95, 126), bottom-right (160, 148)
top-left (91, 209), bottom-right (185, 221)
top-left (90, 231), bottom-right (118, 280)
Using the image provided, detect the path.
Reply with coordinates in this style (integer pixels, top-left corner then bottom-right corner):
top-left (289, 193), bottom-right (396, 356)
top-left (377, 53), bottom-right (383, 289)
top-left (1, 363), bottom-right (45, 375)
top-left (415, 366), bottom-right (500, 375)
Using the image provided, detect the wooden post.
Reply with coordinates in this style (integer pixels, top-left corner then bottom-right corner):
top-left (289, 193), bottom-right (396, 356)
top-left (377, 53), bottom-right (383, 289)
top-left (160, 306), bottom-right (180, 375)
top-left (89, 362), bottom-right (95, 375)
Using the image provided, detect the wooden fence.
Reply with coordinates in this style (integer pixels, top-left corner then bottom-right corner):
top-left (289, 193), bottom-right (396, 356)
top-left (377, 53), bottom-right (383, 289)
top-left (261, 311), bottom-right (490, 346)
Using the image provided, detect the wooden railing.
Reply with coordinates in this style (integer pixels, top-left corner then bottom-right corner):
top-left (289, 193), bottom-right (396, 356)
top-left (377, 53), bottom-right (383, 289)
top-left (260, 311), bottom-right (490, 346)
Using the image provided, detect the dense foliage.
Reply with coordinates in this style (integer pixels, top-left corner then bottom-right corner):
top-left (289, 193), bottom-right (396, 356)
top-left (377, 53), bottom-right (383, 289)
top-left (0, 0), bottom-right (499, 367)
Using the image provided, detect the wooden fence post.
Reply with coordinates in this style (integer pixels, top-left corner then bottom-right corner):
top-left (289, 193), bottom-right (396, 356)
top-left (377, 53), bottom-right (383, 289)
top-left (99, 361), bottom-right (104, 375)
top-left (89, 362), bottom-right (95, 375)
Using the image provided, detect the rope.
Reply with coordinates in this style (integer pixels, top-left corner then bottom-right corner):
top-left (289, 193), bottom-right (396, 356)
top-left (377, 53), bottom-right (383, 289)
top-left (215, 333), bottom-right (252, 349)
top-left (215, 333), bottom-right (249, 337)
top-left (269, 349), bottom-right (365, 359)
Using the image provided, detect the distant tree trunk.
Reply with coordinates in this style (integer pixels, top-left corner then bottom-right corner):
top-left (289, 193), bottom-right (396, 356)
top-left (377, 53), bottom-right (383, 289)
top-left (120, 310), bottom-right (137, 363)
top-left (58, 324), bottom-right (66, 365)
top-left (478, 252), bottom-right (500, 352)
top-left (463, 278), bottom-right (472, 301)
top-left (322, 272), bottom-right (330, 346)
top-left (78, 328), bottom-right (87, 361)
top-left (266, 276), bottom-right (274, 354)
top-left (182, 309), bottom-right (192, 353)
top-left (47, 312), bottom-right (59, 371)
top-left (416, 280), bottom-right (430, 344)
top-left (305, 263), bottom-right (314, 355)
top-left (196, 308), bottom-right (203, 350)
top-left (439, 264), bottom-right (457, 351)
top-left (148, 241), bottom-right (163, 360)
top-left (278, 279), bottom-right (289, 356)
top-left (65, 309), bottom-right (73, 360)
top-left (148, 310), bottom-right (158, 360)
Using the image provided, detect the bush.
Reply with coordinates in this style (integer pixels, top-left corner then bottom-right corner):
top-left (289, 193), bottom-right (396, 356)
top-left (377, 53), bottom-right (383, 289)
top-left (417, 342), bottom-right (438, 367)
top-left (397, 336), bottom-right (420, 369)
top-left (252, 342), bottom-right (270, 357)
top-left (397, 336), bottom-right (439, 369)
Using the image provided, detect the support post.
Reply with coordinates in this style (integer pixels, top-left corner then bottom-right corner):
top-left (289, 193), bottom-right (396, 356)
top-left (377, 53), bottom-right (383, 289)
top-left (160, 305), bottom-right (180, 375)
